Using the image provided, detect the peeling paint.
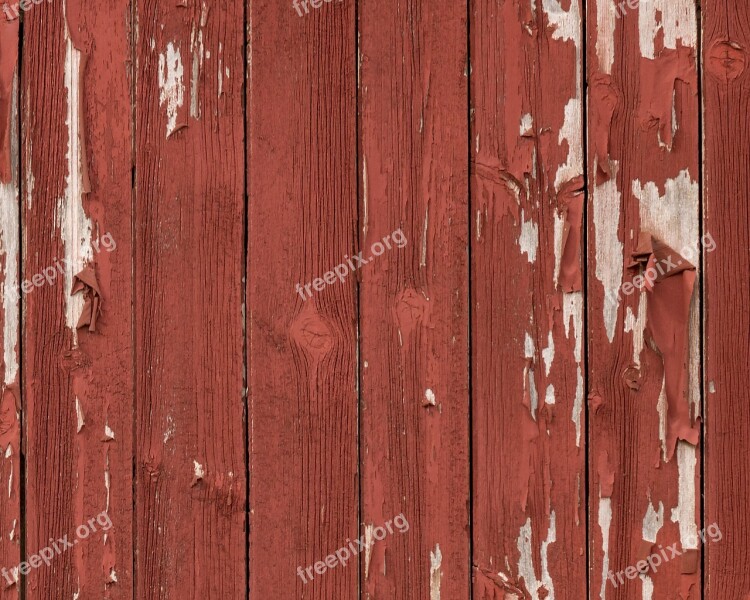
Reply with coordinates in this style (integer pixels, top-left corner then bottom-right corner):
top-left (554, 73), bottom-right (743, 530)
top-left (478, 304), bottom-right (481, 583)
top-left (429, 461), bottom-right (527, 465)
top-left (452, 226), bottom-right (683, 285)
top-left (670, 441), bottom-right (698, 549)
top-left (59, 24), bottom-right (94, 346)
top-left (430, 544), bottom-right (442, 600)
top-left (516, 513), bottom-right (556, 599)
top-left (555, 99), bottom-right (583, 191)
top-left (595, 0), bottom-right (618, 74)
top-left (593, 161), bottom-right (623, 342)
top-left (158, 42), bottom-right (185, 137)
top-left (598, 498), bottom-right (612, 600)
top-left (563, 292), bottom-right (584, 445)
top-left (639, 0), bottom-right (697, 60)
top-left (518, 210), bottom-right (538, 263)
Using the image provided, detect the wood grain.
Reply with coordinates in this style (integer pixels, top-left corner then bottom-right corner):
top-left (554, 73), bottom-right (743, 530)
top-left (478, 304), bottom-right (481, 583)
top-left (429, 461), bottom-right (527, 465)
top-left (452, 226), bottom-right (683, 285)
top-left (470, 2), bottom-right (587, 597)
top-left (0, 12), bottom-right (20, 596)
top-left (703, 1), bottom-right (750, 597)
top-left (134, 1), bottom-right (246, 597)
top-left (358, 1), bottom-right (470, 598)
top-left (21, 0), bottom-right (134, 597)
top-left (246, 1), bottom-right (359, 598)
top-left (587, 1), bottom-right (701, 598)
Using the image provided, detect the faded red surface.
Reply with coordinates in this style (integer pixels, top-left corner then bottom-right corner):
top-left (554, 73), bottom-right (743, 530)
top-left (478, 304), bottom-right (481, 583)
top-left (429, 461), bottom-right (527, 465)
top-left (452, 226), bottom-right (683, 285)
top-left (471, 1), bottom-right (587, 598)
top-left (359, 1), bottom-right (470, 598)
top-left (703, 0), bottom-right (750, 597)
top-left (587, 1), bottom-right (702, 599)
top-left (0, 1), bottom-right (746, 599)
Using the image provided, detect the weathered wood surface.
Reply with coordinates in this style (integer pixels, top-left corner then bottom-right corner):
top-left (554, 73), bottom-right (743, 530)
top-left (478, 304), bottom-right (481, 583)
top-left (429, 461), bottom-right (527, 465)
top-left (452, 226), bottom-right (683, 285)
top-left (703, 1), bottom-right (750, 597)
top-left (470, 1), bottom-right (587, 598)
top-left (22, 0), bottom-right (134, 597)
top-left (587, 1), bottom-right (702, 599)
top-left (247, 0), bottom-right (359, 598)
top-left (359, 1), bottom-right (470, 598)
top-left (0, 1), bottom-right (745, 598)
top-left (134, 0), bottom-right (246, 597)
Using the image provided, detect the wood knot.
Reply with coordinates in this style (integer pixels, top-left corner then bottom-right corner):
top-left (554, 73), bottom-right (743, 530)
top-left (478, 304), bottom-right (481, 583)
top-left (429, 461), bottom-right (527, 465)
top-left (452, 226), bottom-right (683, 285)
top-left (707, 40), bottom-right (745, 83)
top-left (59, 348), bottom-right (92, 372)
top-left (393, 288), bottom-right (431, 341)
top-left (622, 365), bottom-right (641, 391)
top-left (289, 305), bottom-right (334, 360)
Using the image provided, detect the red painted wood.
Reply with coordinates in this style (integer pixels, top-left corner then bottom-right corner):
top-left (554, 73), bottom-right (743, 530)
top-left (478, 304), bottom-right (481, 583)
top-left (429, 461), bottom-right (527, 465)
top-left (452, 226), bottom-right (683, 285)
top-left (246, 1), bottom-right (358, 598)
top-left (21, 0), bottom-right (134, 597)
top-left (586, 2), bottom-right (702, 598)
top-left (470, 2), bottom-right (587, 598)
top-left (134, 1), bottom-right (246, 597)
top-left (0, 12), bottom-right (20, 597)
top-left (703, 2), bottom-right (750, 597)
top-left (358, 1), bottom-right (470, 598)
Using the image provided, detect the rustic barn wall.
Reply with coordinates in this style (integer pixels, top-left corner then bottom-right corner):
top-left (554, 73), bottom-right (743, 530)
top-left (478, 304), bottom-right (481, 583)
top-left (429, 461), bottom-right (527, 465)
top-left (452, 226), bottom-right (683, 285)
top-left (0, 0), bottom-right (745, 598)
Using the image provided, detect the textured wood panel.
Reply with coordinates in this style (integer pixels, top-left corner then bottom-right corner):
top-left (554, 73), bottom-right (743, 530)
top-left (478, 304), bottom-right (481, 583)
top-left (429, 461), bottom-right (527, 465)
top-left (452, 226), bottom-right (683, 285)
top-left (358, 1), bottom-right (470, 598)
top-left (247, 1), bottom-right (359, 598)
top-left (470, 1), bottom-right (587, 597)
top-left (21, 0), bottom-right (134, 597)
top-left (134, 1), bottom-right (246, 597)
top-left (703, 1), bottom-right (750, 597)
top-left (0, 12), bottom-right (20, 597)
top-left (587, 1), bottom-right (702, 598)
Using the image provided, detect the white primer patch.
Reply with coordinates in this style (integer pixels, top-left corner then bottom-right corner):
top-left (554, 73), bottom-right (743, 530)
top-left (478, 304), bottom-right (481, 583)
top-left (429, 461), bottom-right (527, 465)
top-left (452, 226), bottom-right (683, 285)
top-left (519, 210), bottom-right (539, 263)
top-left (544, 384), bottom-right (555, 406)
top-left (424, 389), bottom-right (436, 406)
top-left (430, 544), bottom-right (442, 600)
top-left (595, 0), bottom-right (618, 74)
top-left (420, 206), bottom-right (429, 268)
top-left (0, 71), bottom-right (18, 386)
top-left (593, 161), bottom-right (623, 343)
top-left (516, 513), bottom-right (557, 599)
top-left (633, 170), bottom-right (700, 414)
top-left (364, 524), bottom-right (374, 580)
top-left (670, 441), bottom-right (698, 549)
top-left (158, 42), bottom-right (185, 137)
top-left (362, 155), bottom-right (368, 238)
top-left (189, 21), bottom-right (204, 118)
top-left (624, 292), bottom-right (647, 367)
top-left (0, 184), bottom-right (18, 386)
top-left (75, 397), bottom-right (85, 432)
top-left (60, 21), bottom-right (94, 347)
top-left (553, 211), bottom-right (565, 288)
top-left (598, 498), bottom-right (612, 600)
top-left (639, 0), bottom-right (697, 59)
top-left (520, 113), bottom-right (533, 136)
top-left (563, 292), bottom-right (584, 446)
top-left (541, 332), bottom-right (555, 376)
top-left (524, 332), bottom-right (538, 420)
top-left (657, 376), bottom-right (667, 460)
top-left (554, 98), bottom-right (583, 191)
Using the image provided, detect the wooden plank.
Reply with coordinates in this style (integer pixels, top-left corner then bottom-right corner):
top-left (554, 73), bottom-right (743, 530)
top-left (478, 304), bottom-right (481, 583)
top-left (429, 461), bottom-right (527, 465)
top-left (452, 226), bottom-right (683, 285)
top-left (358, 1), bottom-right (470, 598)
top-left (0, 12), bottom-right (20, 596)
top-left (586, 1), bottom-right (702, 598)
top-left (469, 1), bottom-right (587, 598)
top-left (134, 1), bottom-right (246, 597)
top-left (246, 0), bottom-right (358, 597)
top-left (703, 2), bottom-right (750, 597)
top-left (21, 0), bottom-right (134, 596)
